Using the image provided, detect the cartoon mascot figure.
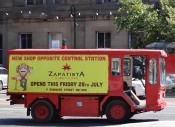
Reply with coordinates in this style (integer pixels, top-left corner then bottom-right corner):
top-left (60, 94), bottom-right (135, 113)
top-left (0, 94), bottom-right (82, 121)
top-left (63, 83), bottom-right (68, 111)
top-left (14, 63), bottom-right (32, 91)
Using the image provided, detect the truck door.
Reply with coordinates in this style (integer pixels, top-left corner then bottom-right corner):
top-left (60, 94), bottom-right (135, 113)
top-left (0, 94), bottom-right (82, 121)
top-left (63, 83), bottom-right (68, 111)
top-left (109, 56), bottom-right (123, 92)
top-left (146, 57), bottom-right (159, 110)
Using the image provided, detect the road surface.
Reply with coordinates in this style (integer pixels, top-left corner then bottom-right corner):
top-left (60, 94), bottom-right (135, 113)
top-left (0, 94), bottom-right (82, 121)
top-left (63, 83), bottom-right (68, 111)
top-left (0, 90), bottom-right (175, 127)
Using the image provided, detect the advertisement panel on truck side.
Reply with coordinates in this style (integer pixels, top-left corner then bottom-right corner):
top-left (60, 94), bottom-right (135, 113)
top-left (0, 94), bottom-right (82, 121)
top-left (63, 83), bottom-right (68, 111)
top-left (8, 54), bottom-right (108, 94)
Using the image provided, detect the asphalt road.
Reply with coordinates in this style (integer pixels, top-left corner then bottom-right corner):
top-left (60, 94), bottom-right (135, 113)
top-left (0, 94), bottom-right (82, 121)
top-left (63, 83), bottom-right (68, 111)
top-left (1, 90), bottom-right (175, 127)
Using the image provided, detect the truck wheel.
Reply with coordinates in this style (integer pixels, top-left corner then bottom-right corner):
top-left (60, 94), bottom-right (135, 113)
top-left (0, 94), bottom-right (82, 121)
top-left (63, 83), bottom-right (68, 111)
top-left (0, 81), bottom-right (3, 91)
top-left (105, 100), bottom-right (131, 122)
top-left (31, 100), bottom-right (55, 123)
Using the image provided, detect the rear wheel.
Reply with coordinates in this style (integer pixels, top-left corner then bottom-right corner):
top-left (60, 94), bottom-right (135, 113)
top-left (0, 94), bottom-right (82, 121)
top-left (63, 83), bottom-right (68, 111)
top-left (31, 100), bottom-right (55, 123)
top-left (106, 100), bottom-right (131, 122)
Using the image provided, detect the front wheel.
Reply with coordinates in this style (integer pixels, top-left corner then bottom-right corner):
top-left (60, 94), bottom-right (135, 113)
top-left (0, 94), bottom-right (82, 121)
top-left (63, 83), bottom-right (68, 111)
top-left (31, 100), bottom-right (55, 123)
top-left (105, 100), bottom-right (131, 123)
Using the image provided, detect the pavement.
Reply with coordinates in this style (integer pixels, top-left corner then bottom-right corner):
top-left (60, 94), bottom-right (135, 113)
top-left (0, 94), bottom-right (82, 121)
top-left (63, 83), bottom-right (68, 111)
top-left (109, 121), bottom-right (175, 127)
top-left (0, 99), bottom-right (9, 105)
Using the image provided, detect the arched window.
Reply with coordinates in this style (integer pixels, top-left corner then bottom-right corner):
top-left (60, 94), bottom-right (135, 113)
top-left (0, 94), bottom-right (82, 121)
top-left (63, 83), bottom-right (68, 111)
top-left (149, 58), bottom-right (157, 84)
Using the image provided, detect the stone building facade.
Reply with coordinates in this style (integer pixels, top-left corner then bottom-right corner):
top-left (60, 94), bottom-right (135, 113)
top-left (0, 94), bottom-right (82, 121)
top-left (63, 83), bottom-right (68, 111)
top-left (0, 0), bottom-right (131, 67)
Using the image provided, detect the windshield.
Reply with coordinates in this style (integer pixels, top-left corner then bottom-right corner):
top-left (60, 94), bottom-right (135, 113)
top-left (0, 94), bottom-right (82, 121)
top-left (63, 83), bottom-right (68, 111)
top-left (160, 58), bottom-right (166, 86)
top-left (124, 58), bottom-right (131, 76)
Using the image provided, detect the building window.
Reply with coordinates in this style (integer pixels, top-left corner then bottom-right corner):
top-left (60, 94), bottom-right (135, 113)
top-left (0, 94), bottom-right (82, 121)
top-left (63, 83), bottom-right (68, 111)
top-left (55, 0), bottom-right (61, 4)
top-left (96, 32), bottom-right (111, 48)
top-left (96, 0), bottom-right (117, 4)
top-left (0, 34), bottom-right (3, 64)
top-left (48, 33), bottom-right (62, 49)
top-left (19, 33), bottom-right (32, 49)
top-left (36, 0), bottom-right (44, 5)
top-left (26, 0), bottom-right (48, 5)
top-left (26, 0), bottom-right (34, 5)
top-left (46, 0), bottom-right (55, 5)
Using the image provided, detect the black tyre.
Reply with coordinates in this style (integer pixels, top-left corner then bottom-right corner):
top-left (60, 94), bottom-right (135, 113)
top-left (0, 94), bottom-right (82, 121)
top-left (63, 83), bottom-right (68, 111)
top-left (128, 112), bottom-right (135, 119)
top-left (105, 100), bottom-right (131, 122)
top-left (31, 100), bottom-right (55, 123)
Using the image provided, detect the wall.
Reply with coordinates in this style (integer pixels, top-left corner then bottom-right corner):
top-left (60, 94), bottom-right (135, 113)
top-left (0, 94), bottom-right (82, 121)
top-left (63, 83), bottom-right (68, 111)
top-left (6, 21), bottom-right (72, 49)
top-left (0, 0), bottom-right (13, 7)
top-left (85, 20), bottom-right (128, 48)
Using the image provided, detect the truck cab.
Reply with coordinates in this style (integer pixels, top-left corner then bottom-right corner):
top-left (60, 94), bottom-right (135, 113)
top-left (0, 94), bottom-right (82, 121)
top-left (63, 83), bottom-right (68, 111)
top-left (124, 56), bottom-right (145, 98)
top-left (122, 54), bottom-right (166, 111)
